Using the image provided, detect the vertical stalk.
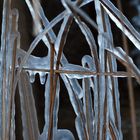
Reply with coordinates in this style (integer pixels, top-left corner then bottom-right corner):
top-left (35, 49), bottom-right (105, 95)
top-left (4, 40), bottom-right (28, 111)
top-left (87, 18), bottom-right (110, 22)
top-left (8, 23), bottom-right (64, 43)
top-left (0, 0), bottom-right (11, 139)
top-left (48, 43), bottom-right (55, 140)
top-left (117, 1), bottom-right (138, 140)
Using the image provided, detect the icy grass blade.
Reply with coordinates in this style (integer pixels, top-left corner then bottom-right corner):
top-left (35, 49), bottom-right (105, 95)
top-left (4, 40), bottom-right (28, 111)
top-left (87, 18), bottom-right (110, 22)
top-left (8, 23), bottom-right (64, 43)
top-left (102, 8), bottom-right (122, 133)
top-left (60, 75), bottom-right (83, 116)
top-left (9, 9), bottom-right (20, 140)
top-left (106, 61), bottom-right (121, 140)
top-left (0, 1), bottom-right (19, 139)
top-left (61, 63), bottom-right (93, 79)
top-left (32, 0), bottom-right (56, 41)
top-left (61, 74), bottom-right (88, 139)
top-left (82, 78), bottom-right (94, 139)
top-left (99, 0), bottom-right (140, 51)
top-left (75, 116), bottom-right (87, 140)
top-left (82, 55), bottom-right (99, 139)
top-left (53, 78), bottom-right (75, 139)
top-left (109, 120), bottom-right (120, 140)
top-left (106, 47), bottom-right (140, 84)
top-left (95, 1), bottom-right (107, 139)
top-left (99, 36), bottom-right (106, 140)
top-left (106, 69), bottom-right (113, 139)
top-left (55, 14), bottom-right (72, 55)
top-left (69, 79), bottom-right (83, 99)
top-left (18, 71), bottom-right (39, 140)
top-left (53, 77), bottom-right (60, 135)
top-left (80, 0), bottom-right (93, 7)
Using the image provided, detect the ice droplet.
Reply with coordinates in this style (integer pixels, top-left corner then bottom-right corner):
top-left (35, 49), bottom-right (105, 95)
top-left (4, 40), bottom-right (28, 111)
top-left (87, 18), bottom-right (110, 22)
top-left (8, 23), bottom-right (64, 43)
top-left (28, 70), bottom-right (36, 83)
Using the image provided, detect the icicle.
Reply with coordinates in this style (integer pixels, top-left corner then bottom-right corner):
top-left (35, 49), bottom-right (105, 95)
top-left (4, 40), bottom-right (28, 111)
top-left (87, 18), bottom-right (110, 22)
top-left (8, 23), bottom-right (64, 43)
top-left (38, 72), bottom-right (46, 85)
top-left (28, 70), bottom-right (36, 83)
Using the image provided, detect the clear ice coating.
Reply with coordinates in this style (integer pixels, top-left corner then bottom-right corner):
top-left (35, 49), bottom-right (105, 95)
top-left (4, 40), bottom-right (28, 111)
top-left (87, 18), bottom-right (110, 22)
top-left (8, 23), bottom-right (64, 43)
top-left (100, 0), bottom-right (140, 51)
top-left (54, 129), bottom-right (75, 140)
top-left (61, 63), bottom-right (93, 79)
top-left (0, 0), bottom-right (140, 140)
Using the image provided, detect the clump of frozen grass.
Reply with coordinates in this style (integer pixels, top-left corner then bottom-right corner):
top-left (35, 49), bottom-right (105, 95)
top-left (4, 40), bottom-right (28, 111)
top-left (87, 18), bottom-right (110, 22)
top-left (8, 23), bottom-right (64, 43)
top-left (0, 0), bottom-right (140, 140)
